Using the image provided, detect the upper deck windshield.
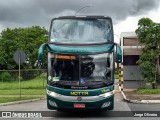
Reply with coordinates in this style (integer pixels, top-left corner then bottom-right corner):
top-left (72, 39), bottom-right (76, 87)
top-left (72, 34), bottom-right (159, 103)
top-left (50, 18), bottom-right (113, 44)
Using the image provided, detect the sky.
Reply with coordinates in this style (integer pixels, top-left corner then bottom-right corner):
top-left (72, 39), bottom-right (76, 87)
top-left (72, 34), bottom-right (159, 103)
top-left (0, 0), bottom-right (160, 43)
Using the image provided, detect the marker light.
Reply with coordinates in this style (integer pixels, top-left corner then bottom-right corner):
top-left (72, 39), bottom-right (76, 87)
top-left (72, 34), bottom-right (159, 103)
top-left (101, 102), bottom-right (111, 108)
top-left (49, 100), bottom-right (57, 107)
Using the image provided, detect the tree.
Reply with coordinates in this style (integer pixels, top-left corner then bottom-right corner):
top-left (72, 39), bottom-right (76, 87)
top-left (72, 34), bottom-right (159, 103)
top-left (0, 26), bottom-right (48, 70)
top-left (135, 18), bottom-right (160, 89)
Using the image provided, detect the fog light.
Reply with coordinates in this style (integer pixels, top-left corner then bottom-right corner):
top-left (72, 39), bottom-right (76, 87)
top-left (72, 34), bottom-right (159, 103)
top-left (49, 100), bottom-right (57, 107)
top-left (101, 102), bottom-right (110, 108)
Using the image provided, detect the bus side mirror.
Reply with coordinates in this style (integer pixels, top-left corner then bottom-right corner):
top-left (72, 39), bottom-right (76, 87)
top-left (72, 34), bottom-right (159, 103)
top-left (38, 43), bottom-right (47, 62)
top-left (115, 43), bottom-right (122, 63)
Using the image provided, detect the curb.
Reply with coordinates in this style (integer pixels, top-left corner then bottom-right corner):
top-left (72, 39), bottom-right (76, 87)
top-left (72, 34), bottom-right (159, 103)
top-left (118, 85), bottom-right (160, 104)
top-left (0, 97), bottom-right (46, 106)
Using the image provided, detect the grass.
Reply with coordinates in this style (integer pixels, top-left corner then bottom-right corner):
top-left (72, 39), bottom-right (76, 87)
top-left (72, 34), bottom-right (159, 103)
top-left (0, 76), bottom-right (47, 103)
top-left (0, 97), bottom-right (42, 103)
top-left (136, 88), bottom-right (160, 94)
top-left (114, 74), bottom-right (119, 79)
top-left (0, 76), bottom-right (47, 90)
top-left (0, 89), bottom-right (46, 95)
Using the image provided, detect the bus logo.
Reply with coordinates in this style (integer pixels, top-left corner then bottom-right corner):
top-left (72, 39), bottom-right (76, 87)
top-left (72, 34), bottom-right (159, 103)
top-left (77, 97), bottom-right (82, 101)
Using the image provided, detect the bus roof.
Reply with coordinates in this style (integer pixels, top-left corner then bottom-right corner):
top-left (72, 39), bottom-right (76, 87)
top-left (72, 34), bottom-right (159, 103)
top-left (52, 16), bottom-right (112, 20)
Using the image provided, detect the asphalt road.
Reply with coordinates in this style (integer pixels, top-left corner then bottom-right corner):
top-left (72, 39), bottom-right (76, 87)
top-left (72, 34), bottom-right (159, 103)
top-left (0, 85), bottom-right (160, 120)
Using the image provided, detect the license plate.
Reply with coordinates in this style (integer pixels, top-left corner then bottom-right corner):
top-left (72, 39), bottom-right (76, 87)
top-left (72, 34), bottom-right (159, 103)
top-left (74, 103), bottom-right (85, 108)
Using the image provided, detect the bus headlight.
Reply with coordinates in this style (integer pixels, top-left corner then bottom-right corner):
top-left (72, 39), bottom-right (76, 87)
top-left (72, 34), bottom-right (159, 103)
top-left (47, 90), bottom-right (59, 97)
top-left (99, 91), bottom-right (114, 98)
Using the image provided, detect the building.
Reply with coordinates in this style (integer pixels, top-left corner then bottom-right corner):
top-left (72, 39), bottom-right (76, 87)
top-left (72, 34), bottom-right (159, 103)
top-left (120, 32), bottom-right (144, 88)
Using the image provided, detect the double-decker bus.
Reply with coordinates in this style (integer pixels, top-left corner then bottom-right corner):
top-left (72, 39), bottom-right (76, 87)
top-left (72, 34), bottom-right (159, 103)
top-left (38, 16), bottom-right (122, 111)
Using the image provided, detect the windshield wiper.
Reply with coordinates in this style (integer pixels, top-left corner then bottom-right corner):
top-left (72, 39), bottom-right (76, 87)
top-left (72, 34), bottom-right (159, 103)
top-left (49, 81), bottom-right (58, 86)
top-left (89, 81), bottom-right (113, 85)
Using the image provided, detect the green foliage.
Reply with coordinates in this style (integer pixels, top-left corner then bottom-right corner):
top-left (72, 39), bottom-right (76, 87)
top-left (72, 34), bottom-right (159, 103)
top-left (114, 74), bottom-right (119, 79)
top-left (135, 18), bottom-right (160, 88)
top-left (0, 26), bottom-right (48, 70)
top-left (21, 70), bottom-right (40, 80)
top-left (0, 72), bottom-right (14, 82)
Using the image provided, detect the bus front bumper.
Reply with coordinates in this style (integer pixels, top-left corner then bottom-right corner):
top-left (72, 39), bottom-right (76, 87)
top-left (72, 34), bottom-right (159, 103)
top-left (47, 90), bottom-right (114, 111)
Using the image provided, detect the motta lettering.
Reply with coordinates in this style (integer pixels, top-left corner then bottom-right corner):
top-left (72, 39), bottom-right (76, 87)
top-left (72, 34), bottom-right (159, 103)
top-left (70, 92), bottom-right (88, 96)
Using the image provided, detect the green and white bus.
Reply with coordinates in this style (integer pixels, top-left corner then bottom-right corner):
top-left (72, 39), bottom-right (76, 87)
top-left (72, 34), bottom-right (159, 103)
top-left (38, 16), bottom-right (122, 111)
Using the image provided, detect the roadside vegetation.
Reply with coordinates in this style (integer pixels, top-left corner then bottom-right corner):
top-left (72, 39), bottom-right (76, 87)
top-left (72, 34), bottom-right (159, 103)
top-left (0, 76), bottom-right (46, 89)
top-left (0, 26), bottom-right (48, 70)
top-left (0, 26), bottom-right (48, 103)
top-left (0, 76), bottom-right (46, 103)
top-left (135, 18), bottom-right (160, 89)
top-left (136, 88), bottom-right (160, 94)
top-left (114, 74), bottom-right (119, 79)
top-left (0, 97), bottom-right (43, 103)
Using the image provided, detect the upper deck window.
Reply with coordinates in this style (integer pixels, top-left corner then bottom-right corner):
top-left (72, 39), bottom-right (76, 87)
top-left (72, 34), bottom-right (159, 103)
top-left (50, 18), bottom-right (113, 44)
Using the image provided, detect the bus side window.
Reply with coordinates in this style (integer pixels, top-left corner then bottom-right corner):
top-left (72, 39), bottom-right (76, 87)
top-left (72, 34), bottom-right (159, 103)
top-left (107, 58), bottom-right (110, 67)
top-left (105, 57), bottom-right (111, 79)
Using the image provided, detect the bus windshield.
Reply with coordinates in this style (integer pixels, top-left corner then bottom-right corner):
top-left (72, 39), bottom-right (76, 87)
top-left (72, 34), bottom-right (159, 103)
top-left (48, 52), bottom-right (114, 88)
top-left (50, 18), bottom-right (113, 44)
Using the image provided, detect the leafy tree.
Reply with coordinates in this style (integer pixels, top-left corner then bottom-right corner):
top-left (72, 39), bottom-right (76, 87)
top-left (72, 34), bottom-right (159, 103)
top-left (0, 26), bottom-right (48, 70)
top-left (135, 18), bottom-right (160, 89)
